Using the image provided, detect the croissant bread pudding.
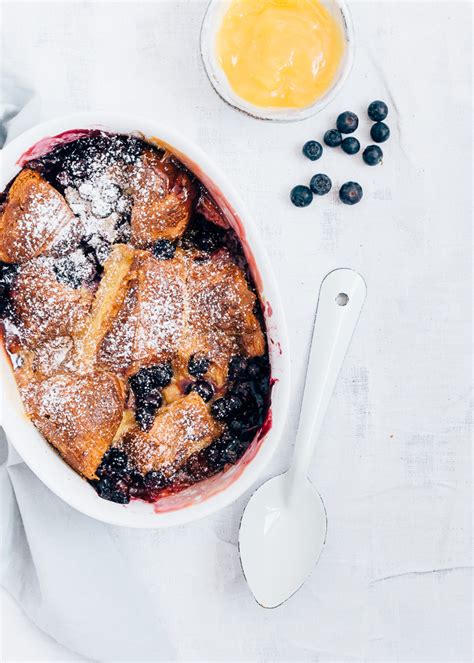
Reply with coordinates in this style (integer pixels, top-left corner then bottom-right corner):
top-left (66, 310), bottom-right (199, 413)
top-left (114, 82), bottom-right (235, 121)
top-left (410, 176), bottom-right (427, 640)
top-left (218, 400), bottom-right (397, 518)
top-left (0, 131), bottom-right (271, 504)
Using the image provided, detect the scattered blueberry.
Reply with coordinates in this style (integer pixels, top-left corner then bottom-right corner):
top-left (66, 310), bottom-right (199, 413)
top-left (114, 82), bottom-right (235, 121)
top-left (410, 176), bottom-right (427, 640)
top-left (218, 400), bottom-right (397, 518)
top-left (336, 111), bottom-right (359, 134)
top-left (302, 140), bottom-right (323, 161)
top-left (339, 182), bottom-right (363, 205)
top-left (341, 137), bottom-right (360, 155)
top-left (188, 354), bottom-right (210, 378)
top-left (309, 174), bottom-right (332, 196)
top-left (153, 239), bottom-right (176, 260)
top-left (368, 100), bottom-right (388, 122)
top-left (187, 380), bottom-right (214, 402)
top-left (324, 129), bottom-right (342, 147)
top-left (136, 405), bottom-right (156, 432)
top-left (290, 185), bottom-right (313, 208)
top-left (370, 122), bottom-right (390, 143)
top-left (362, 145), bottom-right (383, 166)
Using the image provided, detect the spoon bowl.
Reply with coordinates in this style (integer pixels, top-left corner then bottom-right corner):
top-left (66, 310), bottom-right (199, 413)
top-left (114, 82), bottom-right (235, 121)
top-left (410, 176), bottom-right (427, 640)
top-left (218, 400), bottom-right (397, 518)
top-left (239, 473), bottom-right (327, 608)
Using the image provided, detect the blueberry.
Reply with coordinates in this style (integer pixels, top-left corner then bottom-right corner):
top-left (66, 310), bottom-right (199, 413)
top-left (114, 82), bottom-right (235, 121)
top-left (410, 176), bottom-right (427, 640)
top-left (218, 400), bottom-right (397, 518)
top-left (188, 354), bottom-right (210, 378)
top-left (186, 380), bottom-right (214, 402)
top-left (153, 239), bottom-right (176, 260)
top-left (362, 145), bottom-right (383, 166)
top-left (141, 387), bottom-right (163, 410)
top-left (53, 254), bottom-right (94, 289)
top-left (211, 395), bottom-right (242, 421)
top-left (183, 215), bottom-right (225, 253)
top-left (109, 490), bottom-right (130, 504)
top-left (144, 470), bottom-right (167, 490)
top-left (246, 356), bottom-right (268, 378)
top-left (309, 174), bottom-right (332, 196)
top-left (135, 405), bottom-right (156, 432)
top-left (108, 448), bottom-right (128, 472)
top-left (368, 100), bottom-right (388, 122)
top-left (324, 129), bottom-right (342, 147)
top-left (95, 477), bottom-right (113, 499)
top-left (0, 284), bottom-right (9, 316)
top-left (290, 185), bottom-right (313, 208)
top-left (302, 140), bottom-right (323, 161)
top-left (341, 137), bottom-right (360, 155)
top-left (129, 363), bottom-right (173, 399)
top-left (0, 262), bottom-right (18, 288)
top-left (228, 355), bottom-right (248, 380)
top-left (336, 111), bottom-right (359, 134)
top-left (129, 471), bottom-right (145, 489)
top-left (339, 182), bottom-right (363, 205)
top-left (370, 122), bottom-right (390, 143)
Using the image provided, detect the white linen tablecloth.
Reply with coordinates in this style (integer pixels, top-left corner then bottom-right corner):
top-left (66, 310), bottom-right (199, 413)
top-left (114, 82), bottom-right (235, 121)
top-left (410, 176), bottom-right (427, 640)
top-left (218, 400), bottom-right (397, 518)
top-left (0, 2), bottom-right (472, 661)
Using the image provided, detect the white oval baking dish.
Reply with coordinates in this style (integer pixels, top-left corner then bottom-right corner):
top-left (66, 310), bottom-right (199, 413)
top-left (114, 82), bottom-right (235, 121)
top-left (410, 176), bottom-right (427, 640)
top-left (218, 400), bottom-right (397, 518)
top-left (0, 112), bottom-right (290, 527)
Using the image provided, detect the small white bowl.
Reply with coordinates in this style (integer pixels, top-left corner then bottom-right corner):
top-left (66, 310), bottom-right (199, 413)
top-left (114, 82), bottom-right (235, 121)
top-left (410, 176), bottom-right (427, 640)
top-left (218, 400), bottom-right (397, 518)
top-left (200, 0), bottom-right (355, 122)
top-left (0, 112), bottom-right (291, 528)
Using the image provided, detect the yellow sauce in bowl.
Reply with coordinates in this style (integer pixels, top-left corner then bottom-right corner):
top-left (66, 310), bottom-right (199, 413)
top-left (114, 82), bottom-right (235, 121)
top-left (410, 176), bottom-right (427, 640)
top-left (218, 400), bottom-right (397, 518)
top-left (216, 0), bottom-right (345, 110)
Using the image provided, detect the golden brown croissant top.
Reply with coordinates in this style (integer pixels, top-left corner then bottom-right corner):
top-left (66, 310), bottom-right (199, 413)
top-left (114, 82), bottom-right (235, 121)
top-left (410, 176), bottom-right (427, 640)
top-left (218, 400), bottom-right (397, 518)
top-left (0, 170), bottom-right (76, 263)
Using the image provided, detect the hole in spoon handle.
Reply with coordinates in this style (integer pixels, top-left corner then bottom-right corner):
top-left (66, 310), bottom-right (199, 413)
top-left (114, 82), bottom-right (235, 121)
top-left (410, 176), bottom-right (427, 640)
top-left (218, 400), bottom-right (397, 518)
top-left (291, 269), bottom-right (367, 481)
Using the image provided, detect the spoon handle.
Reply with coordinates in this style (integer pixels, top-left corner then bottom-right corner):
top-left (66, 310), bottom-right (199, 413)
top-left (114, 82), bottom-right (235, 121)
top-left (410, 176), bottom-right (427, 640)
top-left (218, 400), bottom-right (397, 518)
top-left (289, 268), bottom-right (366, 483)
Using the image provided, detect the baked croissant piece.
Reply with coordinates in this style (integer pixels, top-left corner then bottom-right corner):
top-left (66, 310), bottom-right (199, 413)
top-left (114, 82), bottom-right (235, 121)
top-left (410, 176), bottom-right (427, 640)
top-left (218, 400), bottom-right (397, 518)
top-left (0, 170), bottom-right (76, 263)
top-left (120, 391), bottom-right (222, 475)
top-left (10, 256), bottom-right (93, 349)
top-left (21, 371), bottom-right (125, 479)
top-left (129, 149), bottom-right (197, 247)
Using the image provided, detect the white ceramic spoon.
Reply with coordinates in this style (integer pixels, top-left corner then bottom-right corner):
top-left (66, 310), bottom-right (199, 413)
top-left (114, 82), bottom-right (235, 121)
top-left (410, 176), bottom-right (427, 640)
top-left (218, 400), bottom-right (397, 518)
top-left (239, 268), bottom-right (367, 608)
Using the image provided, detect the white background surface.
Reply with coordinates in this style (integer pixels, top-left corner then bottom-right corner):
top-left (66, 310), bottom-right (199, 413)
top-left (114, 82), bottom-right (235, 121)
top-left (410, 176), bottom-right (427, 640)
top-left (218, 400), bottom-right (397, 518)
top-left (0, 1), bottom-right (472, 661)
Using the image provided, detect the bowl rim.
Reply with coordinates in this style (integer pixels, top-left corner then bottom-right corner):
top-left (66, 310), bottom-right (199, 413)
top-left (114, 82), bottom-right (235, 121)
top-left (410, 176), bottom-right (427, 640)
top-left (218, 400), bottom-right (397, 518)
top-left (0, 111), bottom-right (291, 528)
top-left (200, 0), bottom-right (355, 122)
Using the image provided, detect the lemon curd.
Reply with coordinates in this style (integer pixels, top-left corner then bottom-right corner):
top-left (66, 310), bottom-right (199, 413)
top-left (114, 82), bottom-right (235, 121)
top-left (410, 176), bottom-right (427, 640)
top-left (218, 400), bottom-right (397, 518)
top-left (216, 0), bottom-right (345, 110)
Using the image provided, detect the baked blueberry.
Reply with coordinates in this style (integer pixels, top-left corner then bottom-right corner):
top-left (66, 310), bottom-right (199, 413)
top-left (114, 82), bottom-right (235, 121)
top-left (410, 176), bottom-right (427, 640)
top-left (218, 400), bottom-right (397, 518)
top-left (368, 100), bottom-right (388, 122)
top-left (290, 185), bottom-right (313, 208)
top-left (188, 354), bottom-right (210, 378)
top-left (141, 387), bottom-right (163, 410)
top-left (187, 380), bottom-right (214, 402)
top-left (362, 145), bottom-right (383, 166)
top-left (153, 239), bottom-right (176, 260)
top-left (228, 355), bottom-right (248, 380)
top-left (109, 489), bottom-right (130, 504)
top-left (144, 470), bottom-right (167, 490)
top-left (53, 254), bottom-right (94, 289)
top-left (211, 395), bottom-right (243, 421)
top-left (108, 448), bottom-right (128, 472)
top-left (183, 214), bottom-right (225, 253)
top-left (0, 284), bottom-right (8, 316)
top-left (324, 129), bottom-right (342, 147)
top-left (302, 140), bottom-right (323, 161)
top-left (310, 174), bottom-right (332, 196)
top-left (339, 182), bottom-right (363, 205)
top-left (370, 122), bottom-right (390, 143)
top-left (341, 137), bottom-right (360, 154)
top-left (336, 111), bottom-right (359, 134)
top-left (0, 262), bottom-right (18, 288)
top-left (136, 405), bottom-right (156, 432)
top-left (129, 363), bottom-right (173, 398)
